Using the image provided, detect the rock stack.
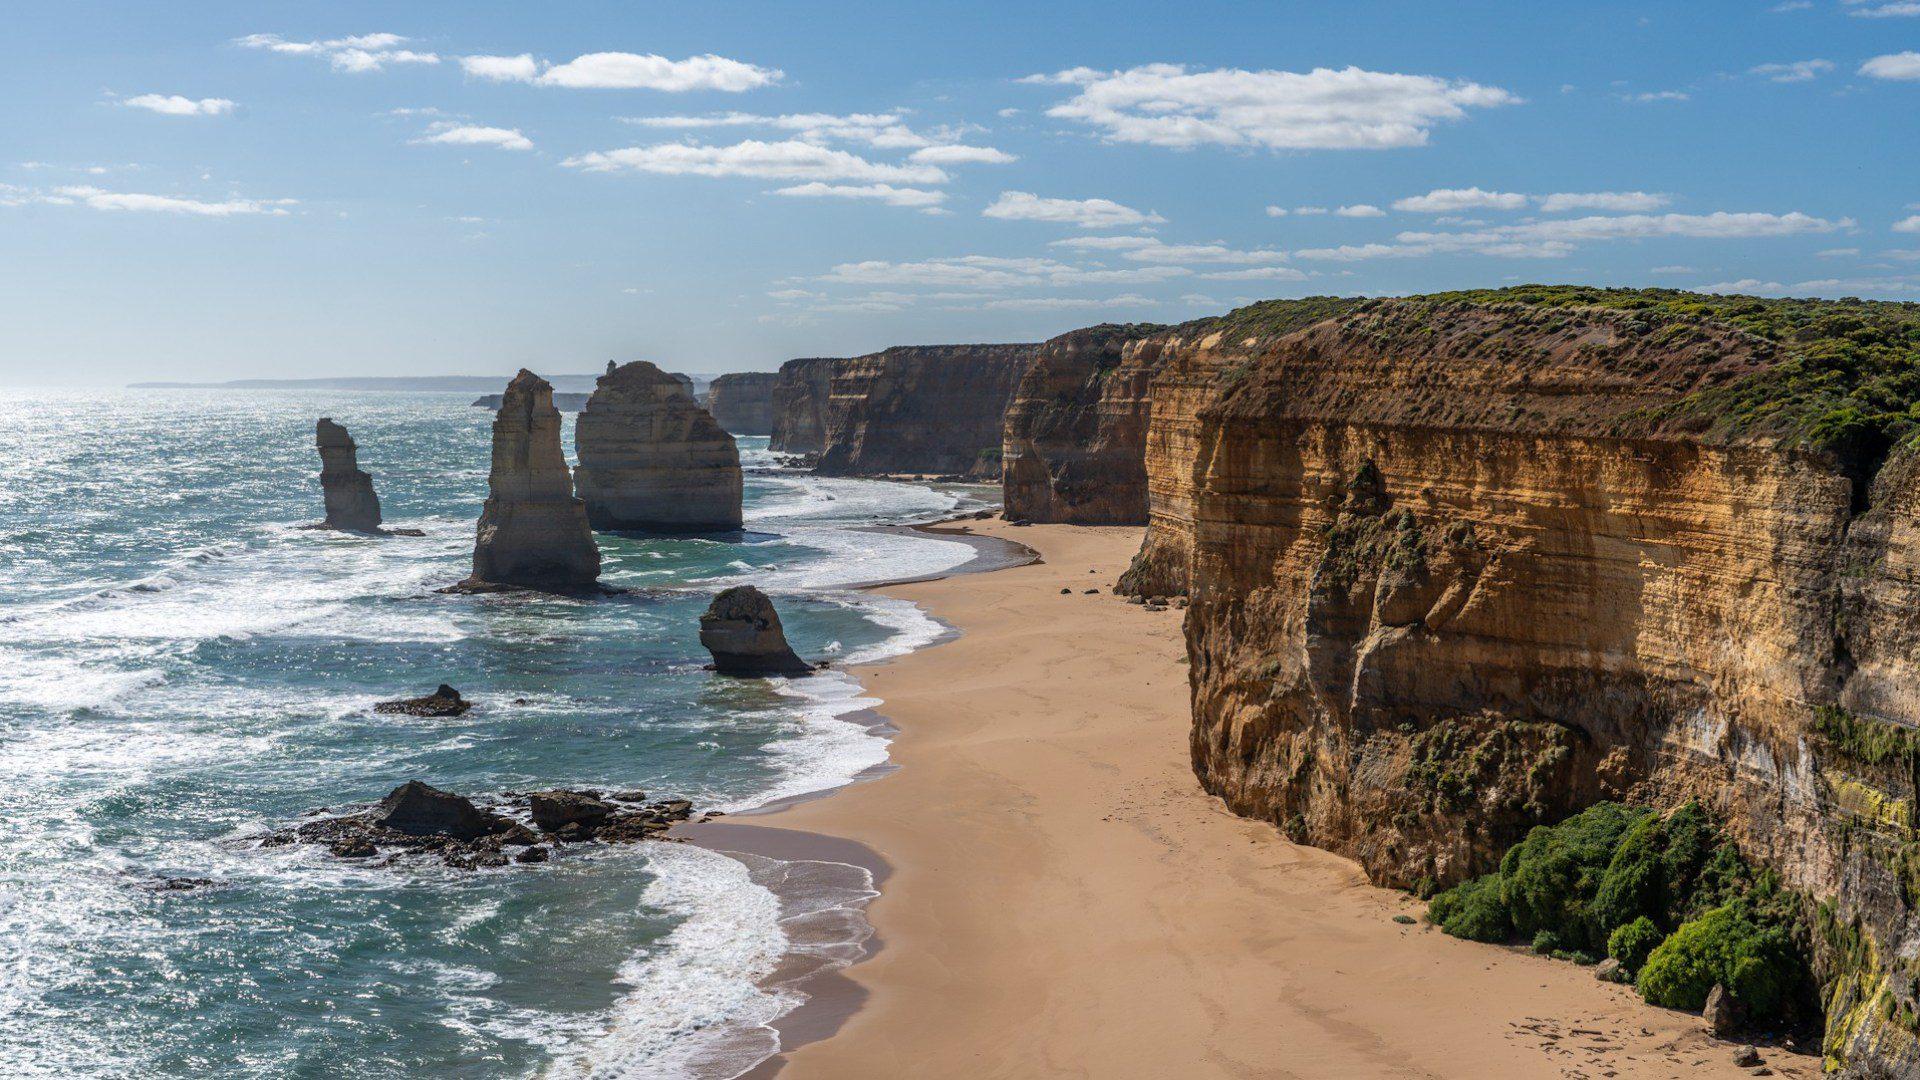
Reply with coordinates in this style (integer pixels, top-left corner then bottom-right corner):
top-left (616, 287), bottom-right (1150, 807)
top-left (699, 585), bottom-right (813, 676)
top-left (315, 418), bottom-right (383, 532)
top-left (457, 370), bottom-right (602, 591)
top-left (573, 360), bottom-right (744, 533)
top-left (705, 372), bottom-right (778, 435)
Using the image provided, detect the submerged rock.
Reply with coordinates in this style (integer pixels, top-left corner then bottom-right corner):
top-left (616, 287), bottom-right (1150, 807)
top-left (699, 585), bottom-right (814, 677)
top-left (315, 418), bottom-right (383, 532)
top-left (373, 684), bottom-right (471, 717)
top-left (573, 361), bottom-right (743, 533)
top-left (455, 370), bottom-right (602, 592)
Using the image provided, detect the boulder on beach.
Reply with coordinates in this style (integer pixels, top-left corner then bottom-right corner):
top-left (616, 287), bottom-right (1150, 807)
top-left (315, 418), bottom-right (383, 532)
top-left (457, 370), bottom-right (603, 591)
top-left (373, 684), bottom-right (471, 717)
top-left (374, 780), bottom-right (512, 841)
top-left (698, 585), bottom-right (814, 676)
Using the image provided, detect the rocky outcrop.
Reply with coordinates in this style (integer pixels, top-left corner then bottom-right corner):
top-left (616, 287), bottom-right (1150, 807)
top-left (1125, 290), bottom-right (1920, 1074)
top-left (699, 585), bottom-right (813, 676)
top-left (374, 685), bottom-right (470, 717)
top-left (573, 361), bottom-right (743, 532)
top-left (706, 372), bottom-right (778, 435)
top-left (315, 418), bottom-right (383, 532)
top-left (457, 370), bottom-right (602, 591)
top-left (815, 344), bottom-right (1036, 477)
top-left (769, 356), bottom-right (837, 453)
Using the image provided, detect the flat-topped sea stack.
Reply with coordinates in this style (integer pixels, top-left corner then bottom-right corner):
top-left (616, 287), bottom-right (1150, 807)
top-left (458, 370), bottom-right (601, 591)
top-left (769, 356), bottom-right (837, 454)
top-left (314, 418), bottom-right (383, 532)
top-left (705, 372), bottom-right (778, 435)
top-left (814, 343), bottom-right (1037, 478)
top-left (699, 585), bottom-right (813, 676)
top-left (573, 361), bottom-right (743, 533)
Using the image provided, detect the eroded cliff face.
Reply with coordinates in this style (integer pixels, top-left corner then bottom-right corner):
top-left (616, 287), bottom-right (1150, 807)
top-left (1135, 297), bottom-right (1920, 1073)
top-left (769, 357), bottom-right (836, 454)
top-left (574, 361), bottom-right (743, 533)
top-left (1000, 325), bottom-right (1163, 524)
top-left (706, 372), bottom-right (777, 436)
top-left (814, 344), bottom-right (1036, 477)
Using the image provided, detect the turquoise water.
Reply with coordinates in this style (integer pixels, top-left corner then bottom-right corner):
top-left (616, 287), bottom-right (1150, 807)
top-left (0, 389), bottom-right (989, 1078)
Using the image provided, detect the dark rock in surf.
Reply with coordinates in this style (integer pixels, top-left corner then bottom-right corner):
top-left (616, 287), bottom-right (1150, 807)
top-left (698, 585), bottom-right (814, 676)
top-left (373, 684), bottom-right (471, 717)
top-left (528, 789), bottom-right (614, 833)
top-left (374, 780), bottom-right (512, 841)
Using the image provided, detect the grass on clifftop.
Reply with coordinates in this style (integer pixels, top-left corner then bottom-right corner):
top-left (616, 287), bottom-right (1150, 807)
top-left (1427, 801), bottom-right (1814, 1029)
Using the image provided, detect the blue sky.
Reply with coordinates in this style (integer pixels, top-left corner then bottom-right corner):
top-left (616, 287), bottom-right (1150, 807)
top-left (4, 1), bottom-right (1918, 385)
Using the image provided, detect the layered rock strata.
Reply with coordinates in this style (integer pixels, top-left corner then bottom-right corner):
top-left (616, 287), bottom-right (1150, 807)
top-left (458, 370), bottom-right (602, 591)
top-left (705, 371), bottom-right (778, 435)
top-left (573, 360), bottom-right (743, 532)
top-left (699, 585), bottom-right (813, 676)
top-left (1124, 293), bottom-right (1920, 1073)
top-left (814, 343), bottom-right (1036, 477)
top-left (769, 356), bottom-right (837, 453)
top-left (314, 418), bottom-right (383, 532)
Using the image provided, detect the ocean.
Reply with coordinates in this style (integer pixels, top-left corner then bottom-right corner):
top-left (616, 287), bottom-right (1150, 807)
top-left (0, 388), bottom-right (995, 1078)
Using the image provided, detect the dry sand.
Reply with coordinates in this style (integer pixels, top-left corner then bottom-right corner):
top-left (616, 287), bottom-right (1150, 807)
top-left (692, 521), bottom-right (1818, 1079)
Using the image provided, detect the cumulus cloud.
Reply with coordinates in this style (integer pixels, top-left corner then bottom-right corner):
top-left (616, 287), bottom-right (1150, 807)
top-left (1264, 205), bottom-right (1288, 217)
top-left (121, 94), bottom-right (235, 116)
top-left (908, 144), bottom-right (1017, 165)
top-left (459, 51), bottom-right (781, 91)
top-left (1335, 204), bottom-right (1385, 217)
top-left (412, 123), bottom-right (534, 151)
top-left (771, 182), bottom-right (948, 208)
top-left (1749, 59), bottom-right (1834, 82)
top-left (1029, 63), bottom-right (1518, 149)
top-left (562, 140), bottom-right (948, 184)
top-left (236, 32), bottom-right (439, 73)
top-left (981, 191), bottom-right (1163, 228)
top-left (1118, 241), bottom-right (1290, 264)
top-left (1896, 215), bottom-right (1920, 234)
top-left (1862, 52), bottom-right (1920, 80)
top-left (1536, 191), bottom-right (1671, 212)
top-left (1848, 1), bottom-right (1920, 15)
top-left (1392, 187), bottom-right (1529, 213)
top-left (1048, 235), bottom-right (1162, 250)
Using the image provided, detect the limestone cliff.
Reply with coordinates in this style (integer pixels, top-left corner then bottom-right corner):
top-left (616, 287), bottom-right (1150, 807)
top-left (1124, 289), bottom-right (1920, 1074)
top-left (573, 361), bottom-right (743, 533)
top-left (460, 370), bottom-right (601, 590)
top-left (314, 418), bottom-right (382, 532)
top-left (814, 343), bottom-right (1036, 477)
top-left (1000, 325), bottom-right (1164, 523)
top-left (769, 357), bottom-right (837, 454)
top-left (706, 372), bottom-right (778, 436)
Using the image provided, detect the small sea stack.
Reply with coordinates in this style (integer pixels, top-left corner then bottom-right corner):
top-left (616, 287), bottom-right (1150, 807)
top-left (456, 370), bottom-right (602, 592)
top-left (699, 585), bottom-right (813, 676)
top-left (573, 360), bottom-right (744, 533)
top-left (315, 418), bottom-right (383, 532)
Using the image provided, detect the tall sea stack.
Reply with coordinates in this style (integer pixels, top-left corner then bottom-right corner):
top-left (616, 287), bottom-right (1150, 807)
top-left (315, 418), bottom-right (383, 532)
top-left (461, 370), bottom-right (601, 590)
top-left (574, 361), bottom-right (743, 533)
top-left (705, 372), bottom-right (778, 435)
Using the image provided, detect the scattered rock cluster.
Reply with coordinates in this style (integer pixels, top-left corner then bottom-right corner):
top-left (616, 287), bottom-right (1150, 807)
top-left (699, 585), bottom-right (814, 676)
top-left (262, 780), bottom-right (699, 869)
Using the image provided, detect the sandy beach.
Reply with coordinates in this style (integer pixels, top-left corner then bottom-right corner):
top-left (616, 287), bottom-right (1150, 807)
top-left (693, 520), bottom-right (1818, 1080)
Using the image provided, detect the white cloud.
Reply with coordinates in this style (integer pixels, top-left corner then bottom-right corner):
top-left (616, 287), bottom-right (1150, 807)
top-left (459, 51), bottom-right (781, 91)
top-left (1048, 235), bottom-right (1161, 250)
top-left (47, 185), bottom-right (295, 216)
top-left (1292, 206), bottom-right (1330, 215)
top-left (1848, 1), bottom-right (1920, 15)
top-left (1537, 191), bottom-right (1670, 212)
top-left (236, 32), bottom-right (438, 73)
top-left (982, 190), bottom-right (1162, 228)
top-left (1895, 215), bottom-right (1920, 234)
top-left (413, 123), bottom-right (534, 151)
top-left (1651, 264), bottom-right (1696, 273)
top-left (1625, 90), bottom-right (1690, 103)
top-left (1863, 52), bottom-right (1920, 80)
top-left (1293, 209), bottom-right (1848, 261)
top-left (979, 294), bottom-right (1156, 311)
top-left (122, 94), bottom-right (235, 117)
top-left (1818, 247), bottom-right (1862, 257)
top-left (1119, 241), bottom-right (1289, 264)
top-left (1748, 59), bottom-right (1834, 82)
top-left (1031, 63), bottom-right (1518, 149)
top-left (1197, 266), bottom-right (1310, 281)
top-left (907, 144), bottom-right (1017, 165)
top-left (821, 255), bottom-right (1074, 288)
top-left (1336, 204), bottom-right (1385, 217)
top-left (771, 182), bottom-right (948, 208)
top-left (1264, 205), bottom-right (1288, 217)
top-left (562, 140), bottom-right (948, 184)
top-left (1703, 279), bottom-right (1787, 294)
top-left (1392, 187), bottom-right (1528, 213)
top-left (618, 111), bottom-right (933, 148)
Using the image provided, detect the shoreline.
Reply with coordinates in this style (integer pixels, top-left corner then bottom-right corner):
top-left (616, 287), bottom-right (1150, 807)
top-left (685, 518), bottom-right (1820, 1079)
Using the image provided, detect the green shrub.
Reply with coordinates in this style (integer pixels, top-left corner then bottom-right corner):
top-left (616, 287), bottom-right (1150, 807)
top-left (1591, 801), bottom-right (1719, 933)
top-left (1608, 915), bottom-right (1664, 973)
top-left (1428, 873), bottom-right (1511, 942)
top-left (1499, 802), bottom-right (1651, 951)
top-left (1636, 903), bottom-right (1805, 1023)
top-left (1532, 928), bottom-right (1563, 953)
